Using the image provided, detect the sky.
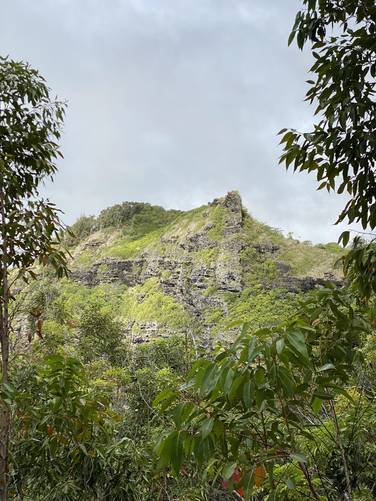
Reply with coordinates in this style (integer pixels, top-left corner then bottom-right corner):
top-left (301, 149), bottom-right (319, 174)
top-left (1, 0), bottom-right (350, 243)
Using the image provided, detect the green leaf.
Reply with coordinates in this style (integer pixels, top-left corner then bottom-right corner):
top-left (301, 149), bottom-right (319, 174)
top-left (171, 432), bottom-right (184, 475)
top-left (311, 396), bottom-right (323, 414)
top-left (277, 366), bottom-right (295, 395)
top-left (156, 432), bottom-right (177, 469)
top-left (286, 330), bottom-right (309, 362)
top-left (201, 364), bottom-right (218, 396)
top-left (201, 417), bottom-right (214, 439)
top-left (242, 380), bottom-right (253, 408)
top-left (276, 338), bottom-right (285, 354)
top-left (254, 367), bottom-right (265, 386)
top-left (288, 30), bottom-right (296, 46)
top-left (247, 336), bottom-right (259, 363)
top-left (290, 452), bottom-right (307, 463)
top-left (313, 391), bottom-right (333, 400)
top-left (317, 363), bottom-right (335, 372)
top-left (339, 231), bottom-right (350, 247)
top-left (224, 368), bottom-right (235, 395)
top-left (172, 402), bottom-right (195, 427)
top-left (229, 374), bottom-right (246, 402)
top-left (222, 462), bottom-right (237, 481)
top-left (153, 389), bottom-right (176, 409)
top-left (285, 477), bottom-right (296, 489)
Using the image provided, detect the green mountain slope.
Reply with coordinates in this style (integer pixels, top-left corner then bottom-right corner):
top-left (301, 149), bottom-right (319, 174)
top-left (41, 191), bottom-right (342, 345)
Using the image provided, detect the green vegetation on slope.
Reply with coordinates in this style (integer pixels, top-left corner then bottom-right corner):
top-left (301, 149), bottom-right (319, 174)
top-left (204, 286), bottom-right (300, 334)
top-left (241, 211), bottom-right (344, 279)
top-left (120, 277), bottom-right (192, 332)
top-left (67, 202), bottom-right (182, 245)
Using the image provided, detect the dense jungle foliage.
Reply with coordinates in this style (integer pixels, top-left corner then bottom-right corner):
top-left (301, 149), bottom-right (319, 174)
top-left (1, 0), bottom-right (376, 500)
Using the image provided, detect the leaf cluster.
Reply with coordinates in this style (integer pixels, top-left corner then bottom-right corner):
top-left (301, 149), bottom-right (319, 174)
top-left (0, 57), bottom-right (69, 280)
top-left (154, 286), bottom-right (369, 499)
top-left (280, 1), bottom-right (376, 234)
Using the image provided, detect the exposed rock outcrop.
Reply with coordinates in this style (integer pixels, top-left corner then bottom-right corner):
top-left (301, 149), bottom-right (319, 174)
top-left (69, 191), bottom-right (340, 341)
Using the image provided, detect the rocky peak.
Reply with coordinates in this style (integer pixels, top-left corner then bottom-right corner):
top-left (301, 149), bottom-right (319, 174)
top-left (223, 190), bottom-right (243, 213)
top-left (211, 190), bottom-right (242, 215)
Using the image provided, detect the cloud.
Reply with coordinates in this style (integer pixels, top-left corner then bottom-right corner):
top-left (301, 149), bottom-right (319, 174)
top-left (0, 0), bottom-right (348, 242)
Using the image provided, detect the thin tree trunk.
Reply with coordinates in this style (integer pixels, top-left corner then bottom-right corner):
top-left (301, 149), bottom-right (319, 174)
top-left (0, 185), bottom-right (10, 501)
top-left (0, 311), bottom-right (10, 501)
top-left (330, 400), bottom-right (352, 501)
top-left (299, 462), bottom-right (320, 501)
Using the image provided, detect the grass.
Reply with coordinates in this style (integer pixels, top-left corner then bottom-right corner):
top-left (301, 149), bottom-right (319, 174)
top-left (120, 277), bottom-right (192, 331)
top-left (55, 280), bottom-right (124, 321)
top-left (105, 201), bottom-right (226, 261)
top-left (207, 205), bottom-right (227, 241)
top-left (74, 249), bottom-right (97, 267)
top-left (218, 286), bottom-right (300, 333)
top-left (114, 204), bottom-right (181, 240)
top-left (191, 248), bottom-right (218, 265)
top-left (105, 228), bottom-right (166, 259)
top-left (277, 241), bottom-right (343, 277)
top-left (241, 212), bottom-right (286, 246)
top-left (241, 212), bottom-right (343, 279)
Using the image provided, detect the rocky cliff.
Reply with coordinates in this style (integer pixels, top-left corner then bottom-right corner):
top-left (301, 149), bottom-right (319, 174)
top-left (63, 192), bottom-right (342, 343)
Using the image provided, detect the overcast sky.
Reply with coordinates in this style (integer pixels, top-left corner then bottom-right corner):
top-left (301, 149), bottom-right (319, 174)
top-left (1, 0), bottom-right (350, 243)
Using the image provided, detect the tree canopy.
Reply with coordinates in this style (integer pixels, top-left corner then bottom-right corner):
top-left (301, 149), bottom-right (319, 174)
top-left (280, 0), bottom-right (376, 242)
top-left (0, 57), bottom-right (68, 500)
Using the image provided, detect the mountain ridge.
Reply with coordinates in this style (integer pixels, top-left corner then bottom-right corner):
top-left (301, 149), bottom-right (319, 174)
top-left (62, 191), bottom-right (342, 343)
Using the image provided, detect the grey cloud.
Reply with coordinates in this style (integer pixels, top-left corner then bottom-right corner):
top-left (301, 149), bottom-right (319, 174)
top-left (1, 0), bottom-right (349, 242)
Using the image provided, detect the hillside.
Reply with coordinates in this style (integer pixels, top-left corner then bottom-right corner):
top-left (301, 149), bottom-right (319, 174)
top-left (9, 190), bottom-right (349, 500)
top-left (51, 191), bottom-right (343, 345)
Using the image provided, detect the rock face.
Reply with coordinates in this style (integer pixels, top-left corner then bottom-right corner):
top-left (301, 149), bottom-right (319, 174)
top-left (69, 191), bottom-right (341, 341)
top-left (72, 191), bottom-right (244, 292)
top-left (213, 192), bottom-right (243, 293)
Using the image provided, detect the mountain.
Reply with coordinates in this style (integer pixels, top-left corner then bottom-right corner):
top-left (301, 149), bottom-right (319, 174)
top-left (60, 191), bottom-right (342, 344)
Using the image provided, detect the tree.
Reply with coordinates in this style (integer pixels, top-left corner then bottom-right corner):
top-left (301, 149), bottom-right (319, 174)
top-left (154, 287), bottom-right (372, 499)
top-left (0, 57), bottom-right (68, 499)
top-left (280, 1), bottom-right (376, 299)
top-left (154, 2), bottom-right (376, 499)
top-left (279, 0), bottom-right (376, 242)
top-left (10, 354), bottom-right (133, 500)
top-left (78, 302), bottom-right (125, 364)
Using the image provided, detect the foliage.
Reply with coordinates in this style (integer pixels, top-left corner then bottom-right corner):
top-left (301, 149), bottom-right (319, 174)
top-left (9, 354), bottom-right (149, 500)
top-left (341, 237), bottom-right (376, 301)
top-left (117, 335), bottom-right (194, 437)
top-left (241, 216), bottom-right (342, 279)
top-left (132, 335), bottom-right (193, 373)
top-left (280, 0), bottom-right (376, 235)
top-left (0, 56), bottom-right (69, 499)
top-left (78, 302), bottom-right (127, 365)
top-left (151, 4), bottom-right (376, 495)
top-left (48, 280), bottom-right (123, 326)
top-left (0, 57), bottom-right (68, 278)
top-left (223, 286), bottom-right (299, 331)
top-left (106, 227), bottom-right (166, 259)
top-left (98, 202), bottom-right (146, 228)
top-left (121, 278), bottom-right (192, 332)
top-left (72, 202), bottom-right (181, 241)
top-left (154, 286), bottom-right (371, 500)
top-left (207, 205), bottom-right (226, 241)
top-left (7, 5), bottom-right (376, 496)
top-left (151, 3), bottom-right (376, 498)
top-left (65, 215), bottom-right (97, 246)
